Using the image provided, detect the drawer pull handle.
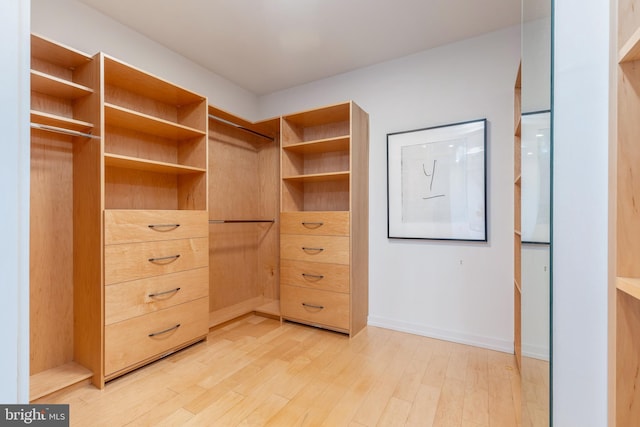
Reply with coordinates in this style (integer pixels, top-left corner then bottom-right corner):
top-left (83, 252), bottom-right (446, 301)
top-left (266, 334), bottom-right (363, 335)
top-left (148, 323), bottom-right (181, 337)
top-left (302, 302), bottom-right (324, 310)
top-left (302, 221), bottom-right (324, 229)
top-left (148, 287), bottom-right (181, 298)
top-left (302, 247), bottom-right (324, 253)
top-left (148, 223), bottom-right (181, 231)
top-left (148, 254), bottom-right (181, 263)
top-left (302, 273), bottom-right (324, 280)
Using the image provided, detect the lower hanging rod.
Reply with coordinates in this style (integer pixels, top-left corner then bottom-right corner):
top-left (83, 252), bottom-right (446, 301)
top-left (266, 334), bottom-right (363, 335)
top-left (208, 114), bottom-right (275, 142)
top-left (209, 219), bottom-right (275, 224)
top-left (31, 123), bottom-right (100, 140)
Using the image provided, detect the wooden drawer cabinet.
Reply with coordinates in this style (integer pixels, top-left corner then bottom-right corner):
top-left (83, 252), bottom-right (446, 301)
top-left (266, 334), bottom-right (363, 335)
top-left (281, 259), bottom-right (349, 293)
top-left (104, 297), bottom-right (208, 377)
top-left (105, 237), bottom-right (208, 284)
top-left (105, 210), bottom-right (208, 244)
top-left (280, 235), bottom-right (349, 265)
top-left (281, 285), bottom-right (350, 332)
top-left (281, 211), bottom-right (349, 236)
top-left (105, 267), bottom-right (208, 325)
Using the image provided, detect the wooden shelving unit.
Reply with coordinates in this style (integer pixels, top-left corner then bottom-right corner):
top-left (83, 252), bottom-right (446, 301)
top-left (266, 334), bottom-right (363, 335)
top-left (514, 64), bottom-right (522, 370)
top-left (612, 0), bottom-right (640, 424)
top-left (280, 101), bottom-right (369, 337)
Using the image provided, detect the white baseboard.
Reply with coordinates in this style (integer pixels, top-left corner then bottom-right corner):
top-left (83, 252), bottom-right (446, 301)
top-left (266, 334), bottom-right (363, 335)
top-left (522, 343), bottom-right (550, 361)
top-left (367, 315), bottom-right (513, 354)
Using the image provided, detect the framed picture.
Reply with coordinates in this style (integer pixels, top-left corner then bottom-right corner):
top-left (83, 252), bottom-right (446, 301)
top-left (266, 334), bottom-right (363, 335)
top-left (387, 119), bottom-right (487, 241)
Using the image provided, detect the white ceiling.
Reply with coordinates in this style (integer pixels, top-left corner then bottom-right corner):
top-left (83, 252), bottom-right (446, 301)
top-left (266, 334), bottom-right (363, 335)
top-left (77, 0), bottom-right (521, 95)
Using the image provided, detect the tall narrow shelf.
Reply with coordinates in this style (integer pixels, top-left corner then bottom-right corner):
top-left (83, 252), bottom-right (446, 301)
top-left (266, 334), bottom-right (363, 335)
top-left (514, 64), bottom-right (522, 371)
top-left (29, 34), bottom-right (101, 400)
top-left (280, 101), bottom-right (369, 337)
top-left (613, 0), bottom-right (640, 424)
top-left (207, 106), bottom-right (281, 327)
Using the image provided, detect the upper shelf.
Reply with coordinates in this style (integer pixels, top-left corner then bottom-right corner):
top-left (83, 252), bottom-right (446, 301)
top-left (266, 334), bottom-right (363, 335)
top-left (282, 136), bottom-right (350, 153)
top-left (617, 277), bottom-right (640, 301)
top-left (104, 55), bottom-right (205, 107)
top-left (31, 70), bottom-right (93, 99)
top-left (104, 103), bottom-right (206, 140)
top-left (283, 102), bottom-right (351, 127)
top-left (104, 153), bottom-right (206, 175)
top-left (31, 110), bottom-right (94, 133)
top-left (620, 26), bottom-right (640, 63)
top-left (31, 33), bottom-right (92, 69)
top-left (282, 171), bottom-right (350, 183)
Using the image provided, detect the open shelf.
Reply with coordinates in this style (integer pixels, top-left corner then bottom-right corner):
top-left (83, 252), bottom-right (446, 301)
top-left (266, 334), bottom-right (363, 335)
top-left (282, 136), bottom-right (350, 153)
top-left (620, 26), bottom-right (640, 63)
top-left (104, 153), bottom-right (206, 175)
top-left (105, 103), bottom-right (205, 140)
top-left (30, 362), bottom-right (93, 402)
top-left (617, 277), bottom-right (640, 301)
top-left (282, 171), bottom-right (350, 183)
top-left (31, 33), bottom-right (92, 70)
top-left (31, 70), bottom-right (93, 99)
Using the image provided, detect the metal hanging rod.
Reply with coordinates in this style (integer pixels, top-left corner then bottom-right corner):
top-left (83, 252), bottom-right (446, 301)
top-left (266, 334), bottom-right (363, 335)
top-left (209, 219), bottom-right (275, 224)
top-left (208, 114), bottom-right (274, 142)
top-left (31, 123), bottom-right (100, 140)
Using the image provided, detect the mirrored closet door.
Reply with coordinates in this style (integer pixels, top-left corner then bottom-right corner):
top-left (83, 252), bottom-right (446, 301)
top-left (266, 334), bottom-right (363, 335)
top-left (520, 0), bottom-right (552, 424)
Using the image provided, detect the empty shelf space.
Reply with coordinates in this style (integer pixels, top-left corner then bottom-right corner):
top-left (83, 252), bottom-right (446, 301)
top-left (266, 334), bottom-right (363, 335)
top-left (104, 153), bottom-right (206, 174)
top-left (31, 70), bottom-right (93, 99)
top-left (282, 171), bottom-right (350, 183)
top-left (30, 362), bottom-right (93, 402)
top-left (105, 103), bottom-right (205, 140)
top-left (283, 136), bottom-right (350, 154)
top-left (31, 34), bottom-right (92, 68)
top-left (617, 277), bottom-right (640, 301)
top-left (31, 110), bottom-right (94, 133)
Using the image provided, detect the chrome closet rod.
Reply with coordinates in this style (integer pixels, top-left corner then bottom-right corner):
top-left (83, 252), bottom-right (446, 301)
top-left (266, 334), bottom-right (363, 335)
top-left (208, 114), bottom-right (274, 141)
top-left (30, 123), bottom-right (100, 140)
top-left (209, 219), bottom-right (275, 224)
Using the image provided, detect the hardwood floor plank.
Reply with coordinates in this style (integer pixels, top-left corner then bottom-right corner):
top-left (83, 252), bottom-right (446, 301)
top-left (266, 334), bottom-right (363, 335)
top-left (32, 316), bottom-right (522, 427)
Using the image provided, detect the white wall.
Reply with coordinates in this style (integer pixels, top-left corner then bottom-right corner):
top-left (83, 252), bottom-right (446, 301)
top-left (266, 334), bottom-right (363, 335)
top-left (0, 0), bottom-right (30, 403)
top-left (260, 27), bottom-right (521, 352)
top-left (553, 0), bottom-right (609, 425)
top-left (31, 0), bottom-right (259, 120)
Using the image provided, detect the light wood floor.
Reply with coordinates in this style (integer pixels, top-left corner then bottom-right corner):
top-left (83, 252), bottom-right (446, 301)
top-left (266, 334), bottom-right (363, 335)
top-left (36, 315), bottom-right (522, 426)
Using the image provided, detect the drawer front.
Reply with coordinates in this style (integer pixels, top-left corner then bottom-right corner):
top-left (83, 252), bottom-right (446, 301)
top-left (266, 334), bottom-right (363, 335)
top-left (105, 210), bottom-right (208, 244)
top-left (281, 259), bottom-right (349, 293)
top-left (105, 237), bottom-right (208, 285)
top-left (281, 285), bottom-right (350, 331)
top-left (105, 267), bottom-right (209, 325)
top-left (105, 297), bottom-right (208, 376)
top-left (281, 211), bottom-right (349, 236)
top-left (280, 235), bottom-right (349, 265)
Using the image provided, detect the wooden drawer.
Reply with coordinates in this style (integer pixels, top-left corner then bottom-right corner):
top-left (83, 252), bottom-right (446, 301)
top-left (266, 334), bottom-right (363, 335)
top-left (281, 235), bottom-right (349, 265)
top-left (105, 267), bottom-right (208, 325)
top-left (105, 297), bottom-right (208, 376)
top-left (281, 259), bottom-right (349, 293)
top-left (105, 237), bottom-right (208, 285)
top-left (281, 211), bottom-right (349, 236)
top-left (105, 210), bottom-right (208, 244)
top-left (281, 285), bottom-right (349, 331)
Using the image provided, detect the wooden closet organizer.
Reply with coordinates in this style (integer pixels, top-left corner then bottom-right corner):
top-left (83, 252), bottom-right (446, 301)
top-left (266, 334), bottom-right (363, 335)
top-left (29, 34), bottom-right (369, 401)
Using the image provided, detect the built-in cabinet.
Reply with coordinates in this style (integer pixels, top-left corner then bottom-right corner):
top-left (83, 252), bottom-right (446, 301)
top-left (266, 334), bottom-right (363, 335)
top-left (29, 34), bottom-right (370, 401)
top-left (612, 0), bottom-right (640, 424)
top-left (280, 102), bottom-right (369, 336)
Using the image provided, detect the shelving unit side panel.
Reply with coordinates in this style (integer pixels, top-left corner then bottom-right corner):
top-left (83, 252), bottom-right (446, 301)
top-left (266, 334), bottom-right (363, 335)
top-left (617, 290), bottom-right (640, 426)
top-left (350, 103), bottom-right (369, 335)
top-left (29, 131), bottom-right (75, 375)
top-left (617, 62), bottom-right (640, 277)
top-left (177, 172), bottom-right (207, 210)
top-left (178, 99), bottom-right (207, 132)
top-left (72, 55), bottom-right (104, 387)
top-left (104, 167), bottom-right (179, 210)
top-left (282, 180), bottom-right (305, 212)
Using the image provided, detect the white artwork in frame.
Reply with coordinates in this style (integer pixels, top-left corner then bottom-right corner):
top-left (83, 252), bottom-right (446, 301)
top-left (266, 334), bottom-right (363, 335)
top-left (387, 119), bottom-right (487, 241)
